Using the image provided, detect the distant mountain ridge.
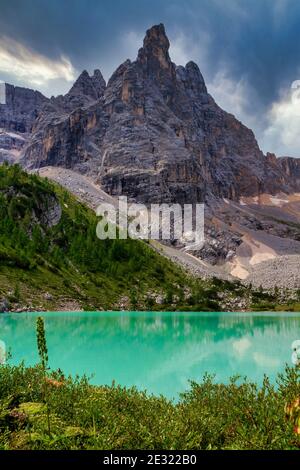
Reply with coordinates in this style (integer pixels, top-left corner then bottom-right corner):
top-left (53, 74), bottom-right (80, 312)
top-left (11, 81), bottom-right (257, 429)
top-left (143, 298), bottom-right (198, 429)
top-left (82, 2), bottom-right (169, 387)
top-left (1, 24), bottom-right (300, 203)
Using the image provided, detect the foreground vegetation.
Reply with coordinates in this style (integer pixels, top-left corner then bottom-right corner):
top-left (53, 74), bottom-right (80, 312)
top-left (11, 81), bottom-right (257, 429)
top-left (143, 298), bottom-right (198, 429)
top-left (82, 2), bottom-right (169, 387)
top-left (0, 362), bottom-right (299, 450)
top-left (0, 315), bottom-right (299, 451)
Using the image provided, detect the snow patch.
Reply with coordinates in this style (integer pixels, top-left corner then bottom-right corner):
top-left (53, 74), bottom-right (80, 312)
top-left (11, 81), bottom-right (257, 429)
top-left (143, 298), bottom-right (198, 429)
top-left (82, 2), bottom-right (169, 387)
top-left (270, 196), bottom-right (289, 207)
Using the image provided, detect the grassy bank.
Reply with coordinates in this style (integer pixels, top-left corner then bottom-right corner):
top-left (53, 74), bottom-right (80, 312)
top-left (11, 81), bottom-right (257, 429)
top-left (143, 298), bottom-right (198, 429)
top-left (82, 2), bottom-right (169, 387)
top-left (0, 362), bottom-right (299, 450)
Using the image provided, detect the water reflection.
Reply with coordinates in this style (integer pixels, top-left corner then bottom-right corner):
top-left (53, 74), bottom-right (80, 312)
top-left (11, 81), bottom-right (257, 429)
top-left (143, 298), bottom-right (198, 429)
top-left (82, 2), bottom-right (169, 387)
top-left (0, 311), bottom-right (299, 399)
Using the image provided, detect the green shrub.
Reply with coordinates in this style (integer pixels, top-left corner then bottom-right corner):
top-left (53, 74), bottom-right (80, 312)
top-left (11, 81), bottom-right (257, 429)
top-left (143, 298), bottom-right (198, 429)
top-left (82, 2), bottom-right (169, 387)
top-left (0, 363), bottom-right (299, 450)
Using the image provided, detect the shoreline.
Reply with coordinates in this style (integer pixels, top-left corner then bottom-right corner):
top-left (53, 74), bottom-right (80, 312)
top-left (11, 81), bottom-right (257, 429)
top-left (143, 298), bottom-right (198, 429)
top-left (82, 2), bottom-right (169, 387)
top-left (2, 309), bottom-right (300, 315)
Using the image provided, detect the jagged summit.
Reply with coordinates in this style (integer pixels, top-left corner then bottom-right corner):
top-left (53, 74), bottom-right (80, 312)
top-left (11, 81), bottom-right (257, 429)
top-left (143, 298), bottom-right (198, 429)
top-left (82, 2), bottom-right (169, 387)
top-left (67, 69), bottom-right (106, 101)
top-left (176, 62), bottom-right (207, 96)
top-left (145, 23), bottom-right (169, 46)
top-left (93, 69), bottom-right (106, 92)
top-left (137, 23), bottom-right (171, 67)
top-left (136, 24), bottom-right (207, 105)
top-left (0, 23), bottom-right (297, 205)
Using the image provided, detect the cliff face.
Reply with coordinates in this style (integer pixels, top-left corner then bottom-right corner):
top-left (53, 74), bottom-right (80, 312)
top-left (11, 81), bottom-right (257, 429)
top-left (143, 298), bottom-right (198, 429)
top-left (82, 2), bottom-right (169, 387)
top-left (23, 69), bottom-right (108, 173)
top-left (278, 157), bottom-right (300, 189)
top-left (0, 83), bottom-right (48, 164)
top-left (97, 24), bottom-right (289, 203)
top-left (2, 24), bottom-right (300, 203)
top-left (0, 83), bottom-right (48, 133)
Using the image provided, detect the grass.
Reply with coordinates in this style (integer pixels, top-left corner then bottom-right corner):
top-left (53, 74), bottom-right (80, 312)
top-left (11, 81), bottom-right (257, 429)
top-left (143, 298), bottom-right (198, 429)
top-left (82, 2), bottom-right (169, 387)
top-left (0, 362), bottom-right (299, 450)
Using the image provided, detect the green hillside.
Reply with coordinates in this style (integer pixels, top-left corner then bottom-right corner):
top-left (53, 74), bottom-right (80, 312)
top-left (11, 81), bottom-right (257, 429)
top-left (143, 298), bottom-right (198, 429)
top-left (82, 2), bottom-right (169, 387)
top-left (1, 164), bottom-right (296, 312)
top-left (0, 164), bottom-right (230, 312)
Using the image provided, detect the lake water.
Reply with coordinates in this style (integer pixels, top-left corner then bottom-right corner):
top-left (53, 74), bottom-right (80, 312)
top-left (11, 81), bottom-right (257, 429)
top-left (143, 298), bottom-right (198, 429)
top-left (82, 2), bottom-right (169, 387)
top-left (0, 311), bottom-right (299, 399)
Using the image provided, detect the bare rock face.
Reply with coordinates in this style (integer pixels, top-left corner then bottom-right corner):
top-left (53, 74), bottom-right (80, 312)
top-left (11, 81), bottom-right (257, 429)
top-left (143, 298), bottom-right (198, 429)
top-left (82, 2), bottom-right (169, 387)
top-left (98, 24), bottom-right (300, 202)
top-left (23, 69), bottom-right (108, 172)
top-left (0, 83), bottom-right (48, 164)
top-left (59, 69), bottom-right (106, 110)
top-left (278, 157), bottom-right (300, 189)
top-left (6, 24), bottom-right (300, 203)
top-left (0, 83), bottom-right (48, 133)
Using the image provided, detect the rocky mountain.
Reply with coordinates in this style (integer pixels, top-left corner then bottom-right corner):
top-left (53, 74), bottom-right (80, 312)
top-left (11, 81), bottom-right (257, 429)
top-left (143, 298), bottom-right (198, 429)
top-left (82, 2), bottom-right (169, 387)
top-left (278, 156), bottom-right (300, 189)
top-left (21, 68), bottom-right (108, 170)
top-left (0, 83), bottom-right (48, 163)
top-left (0, 24), bottom-right (299, 288)
top-left (19, 24), bottom-right (300, 204)
top-left (0, 83), bottom-right (48, 133)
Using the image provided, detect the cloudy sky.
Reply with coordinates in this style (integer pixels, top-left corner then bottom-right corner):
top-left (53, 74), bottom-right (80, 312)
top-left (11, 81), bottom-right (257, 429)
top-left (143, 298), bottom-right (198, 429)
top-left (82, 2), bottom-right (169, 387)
top-left (1, 0), bottom-right (300, 157)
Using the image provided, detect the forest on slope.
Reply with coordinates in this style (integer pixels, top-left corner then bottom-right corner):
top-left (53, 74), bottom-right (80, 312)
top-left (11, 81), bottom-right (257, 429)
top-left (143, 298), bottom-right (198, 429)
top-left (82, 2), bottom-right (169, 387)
top-left (0, 164), bottom-right (298, 312)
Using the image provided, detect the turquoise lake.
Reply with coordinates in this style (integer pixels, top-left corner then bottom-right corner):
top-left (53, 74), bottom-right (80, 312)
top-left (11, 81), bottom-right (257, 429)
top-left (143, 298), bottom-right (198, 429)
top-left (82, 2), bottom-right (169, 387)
top-left (0, 311), bottom-right (299, 399)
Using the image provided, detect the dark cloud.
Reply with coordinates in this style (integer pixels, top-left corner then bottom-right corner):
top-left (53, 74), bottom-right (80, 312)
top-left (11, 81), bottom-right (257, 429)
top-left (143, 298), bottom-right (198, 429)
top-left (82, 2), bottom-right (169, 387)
top-left (0, 0), bottom-right (300, 155)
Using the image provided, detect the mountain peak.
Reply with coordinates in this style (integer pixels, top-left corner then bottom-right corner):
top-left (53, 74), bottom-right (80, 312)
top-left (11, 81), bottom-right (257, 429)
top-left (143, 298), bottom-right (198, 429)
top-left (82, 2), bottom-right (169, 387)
top-left (68, 69), bottom-right (106, 101)
top-left (68, 70), bottom-right (91, 95)
top-left (92, 69), bottom-right (105, 84)
top-left (144, 23), bottom-right (170, 50)
top-left (76, 70), bottom-right (90, 83)
top-left (92, 69), bottom-right (106, 94)
top-left (137, 23), bottom-right (172, 71)
top-left (179, 61), bottom-right (207, 95)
